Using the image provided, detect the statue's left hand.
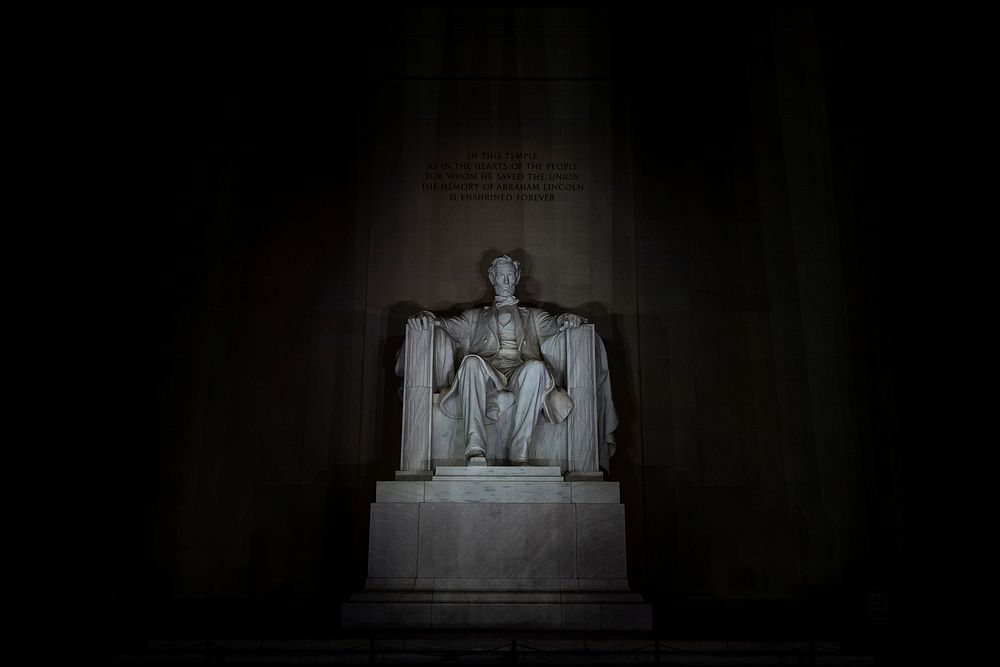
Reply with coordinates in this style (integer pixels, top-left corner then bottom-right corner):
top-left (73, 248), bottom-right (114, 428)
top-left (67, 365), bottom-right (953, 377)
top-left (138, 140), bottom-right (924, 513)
top-left (558, 313), bottom-right (586, 331)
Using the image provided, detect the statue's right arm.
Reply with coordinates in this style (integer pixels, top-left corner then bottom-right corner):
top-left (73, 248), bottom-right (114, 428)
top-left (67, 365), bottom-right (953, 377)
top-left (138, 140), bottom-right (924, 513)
top-left (439, 309), bottom-right (478, 345)
top-left (408, 308), bottom-right (477, 349)
top-left (399, 312), bottom-right (442, 380)
top-left (408, 310), bottom-right (469, 342)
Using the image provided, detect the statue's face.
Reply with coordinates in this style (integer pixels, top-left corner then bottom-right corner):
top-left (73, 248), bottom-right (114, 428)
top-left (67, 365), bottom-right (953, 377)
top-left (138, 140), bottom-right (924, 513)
top-left (492, 261), bottom-right (518, 298)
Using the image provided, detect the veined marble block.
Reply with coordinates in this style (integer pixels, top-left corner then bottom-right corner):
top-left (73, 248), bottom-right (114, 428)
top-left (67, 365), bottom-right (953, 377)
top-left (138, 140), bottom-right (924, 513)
top-left (432, 476), bottom-right (565, 482)
top-left (367, 504), bottom-right (419, 578)
top-left (566, 471), bottom-right (605, 482)
top-left (364, 577), bottom-right (632, 591)
top-left (424, 480), bottom-right (571, 503)
top-left (375, 480), bottom-right (620, 504)
top-left (576, 504), bottom-right (627, 579)
top-left (376, 481), bottom-right (425, 503)
top-left (434, 466), bottom-right (563, 478)
top-left (418, 503), bottom-right (577, 578)
top-left (571, 481), bottom-right (620, 503)
top-left (344, 471), bottom-right (649, 630)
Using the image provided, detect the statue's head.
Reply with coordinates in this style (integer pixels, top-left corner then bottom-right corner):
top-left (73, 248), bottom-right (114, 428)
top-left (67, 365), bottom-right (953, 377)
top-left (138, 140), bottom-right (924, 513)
top-left (487, 254), bottom-right (521, 299)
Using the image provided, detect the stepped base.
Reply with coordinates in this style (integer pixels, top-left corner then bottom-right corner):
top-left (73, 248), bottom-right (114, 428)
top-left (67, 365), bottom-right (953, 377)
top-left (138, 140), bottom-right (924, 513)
top-left (343, 469), bottom-right (649, 630)
top-left (342, 595), bottom-right (650, 630)
top-left (343, 578), bottom-right (650, 629)
top-left (434, 465), bottom-right (564, 477)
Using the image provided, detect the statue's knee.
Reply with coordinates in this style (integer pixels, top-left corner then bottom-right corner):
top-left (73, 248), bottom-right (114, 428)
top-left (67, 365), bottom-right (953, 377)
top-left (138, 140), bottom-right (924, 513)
top-left (514, 361), bottom-right (547, 391)
top-left (458, 355), bottom-right (489, 376)
top-left (522, 360), bottom-right (545, 375)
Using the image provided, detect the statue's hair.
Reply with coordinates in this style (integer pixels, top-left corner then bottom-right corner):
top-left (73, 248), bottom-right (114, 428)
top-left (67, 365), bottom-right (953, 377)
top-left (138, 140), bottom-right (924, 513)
top-left (487, 254), bottom-right (521, 285)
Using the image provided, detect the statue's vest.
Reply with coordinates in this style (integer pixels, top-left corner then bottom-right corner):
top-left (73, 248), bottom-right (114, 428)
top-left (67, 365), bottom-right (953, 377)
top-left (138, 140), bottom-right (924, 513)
top-left (466, 305), bottom-right (544, 361)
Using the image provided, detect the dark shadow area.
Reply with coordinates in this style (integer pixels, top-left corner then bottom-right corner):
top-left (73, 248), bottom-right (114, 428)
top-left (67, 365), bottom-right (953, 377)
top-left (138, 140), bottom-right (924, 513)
top-left (24, 4), bottom-right (924, 665)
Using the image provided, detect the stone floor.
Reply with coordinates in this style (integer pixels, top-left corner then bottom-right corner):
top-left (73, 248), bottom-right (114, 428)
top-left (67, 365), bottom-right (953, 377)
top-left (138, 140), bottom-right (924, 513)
top-left (113, 637), bottom-right (871, 664)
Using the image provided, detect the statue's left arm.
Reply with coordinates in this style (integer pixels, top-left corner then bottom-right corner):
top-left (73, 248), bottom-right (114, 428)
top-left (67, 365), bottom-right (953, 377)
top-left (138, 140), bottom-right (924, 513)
top-left (535, 309), bottom-right (588, 340)
top-left (556, 312), bottom-right (587, 330)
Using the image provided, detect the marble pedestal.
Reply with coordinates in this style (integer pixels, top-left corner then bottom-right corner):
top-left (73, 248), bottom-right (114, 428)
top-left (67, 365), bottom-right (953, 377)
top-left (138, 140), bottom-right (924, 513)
top-left (341, 467), bottom-right (651, 630)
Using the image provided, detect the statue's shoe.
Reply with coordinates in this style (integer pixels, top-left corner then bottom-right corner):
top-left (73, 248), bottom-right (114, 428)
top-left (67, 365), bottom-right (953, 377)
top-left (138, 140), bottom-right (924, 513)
top-left (465, 439), bottom-right (487, 466)
top-left (464, 434), bottom-right (486, 460)
top-left (508, 458), bottom-right (530, 466)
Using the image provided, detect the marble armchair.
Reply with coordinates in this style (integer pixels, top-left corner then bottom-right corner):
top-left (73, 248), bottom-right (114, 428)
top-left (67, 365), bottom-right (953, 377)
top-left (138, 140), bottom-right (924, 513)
top-left (396, 323), bottom-right (617, 473)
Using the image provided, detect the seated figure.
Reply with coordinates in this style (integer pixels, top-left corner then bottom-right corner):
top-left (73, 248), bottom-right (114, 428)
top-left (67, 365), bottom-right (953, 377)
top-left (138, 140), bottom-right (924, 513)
top-left (396, 254), bottom-right (618, 470)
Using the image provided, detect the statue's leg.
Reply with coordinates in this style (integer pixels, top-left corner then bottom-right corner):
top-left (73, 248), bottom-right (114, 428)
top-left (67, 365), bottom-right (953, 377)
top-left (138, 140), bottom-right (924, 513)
top-left (454, 355), bottom-right (491, 458)
top-left (506, 360), bottom-right (549, 463)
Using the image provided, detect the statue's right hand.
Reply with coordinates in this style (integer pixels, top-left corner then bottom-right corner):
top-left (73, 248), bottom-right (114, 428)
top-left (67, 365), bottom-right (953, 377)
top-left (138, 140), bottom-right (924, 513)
top-left (408, 312), bottom-right (438, 331)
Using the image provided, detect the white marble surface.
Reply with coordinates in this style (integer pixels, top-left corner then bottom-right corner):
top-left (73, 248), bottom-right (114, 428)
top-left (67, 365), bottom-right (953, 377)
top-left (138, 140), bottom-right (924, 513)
top-left (367, 503), bottom-right (419, 578)
top-left (364, 577), bottom-right (633, 592)
top-left (366, 501), bottom-right (630, 580)
top-left (350, 590), bottom-right (645, 604)
top-left (376, 480), bottom-right (621, 503)
top-left (399, 255), bottom-right (617, 474)
top-left (401, 319), bottom-right (434, 470)
top-left (576, 504), bottom-right (627, 579)
top-left (565, 324), bottom-right (599, 471)
top-left (433, 578), bottom-right (570, 591)
top-left (434, 466), bottom-right (562, 477)
top-left (350, 467), bottom-right (646, 630)
top-left (566, 471), bottom-right (605, 481)
top-left (376, 481), bottom-right (425, 502)
top-left (429, 591), bottom-right (564, 604)
top-left (424, 481), bottom-right (571, 503)
top-left (571, 481), bottom-right (620, 503)
top-left (431, 475), bottom-right (564, 482)
top-left (417, 503), bottom-right (577, 578)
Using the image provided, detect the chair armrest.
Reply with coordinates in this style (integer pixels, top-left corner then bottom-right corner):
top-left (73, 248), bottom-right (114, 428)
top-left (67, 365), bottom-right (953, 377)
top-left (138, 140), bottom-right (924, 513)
top-left (399, 323), bottom-right (460, 470)
top-left (399, 323), bottom-right (435, 471)
top-left (540, 323), bottom-right (596, 389)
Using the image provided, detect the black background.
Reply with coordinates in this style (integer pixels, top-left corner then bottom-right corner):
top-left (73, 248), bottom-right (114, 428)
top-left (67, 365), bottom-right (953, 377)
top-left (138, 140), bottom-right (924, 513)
top-left (26, 3), bottom-right (936, 661)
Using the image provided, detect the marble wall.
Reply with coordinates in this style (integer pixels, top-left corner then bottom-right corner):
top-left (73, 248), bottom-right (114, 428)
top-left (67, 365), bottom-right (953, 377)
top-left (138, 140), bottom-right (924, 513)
top-left (70, 5), bottom-right (909, 632)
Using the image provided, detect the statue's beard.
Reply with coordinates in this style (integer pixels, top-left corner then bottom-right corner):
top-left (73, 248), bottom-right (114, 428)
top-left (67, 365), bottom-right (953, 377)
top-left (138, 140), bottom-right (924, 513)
top-left (494, 285), bottom-right (518, 306)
